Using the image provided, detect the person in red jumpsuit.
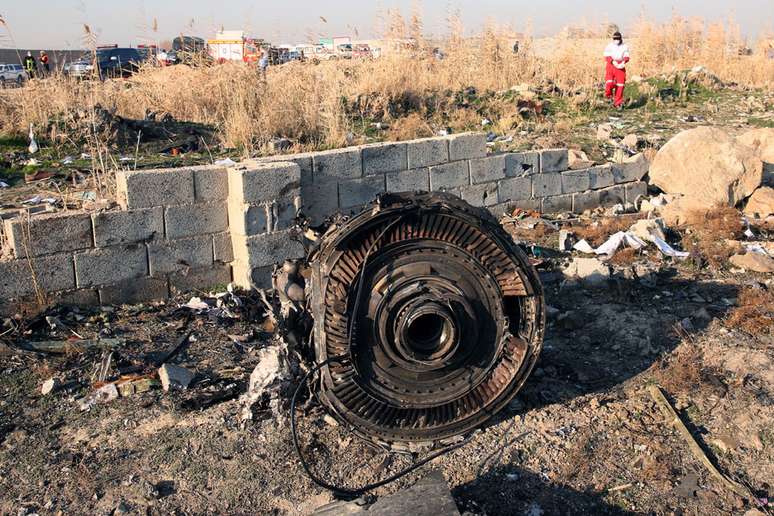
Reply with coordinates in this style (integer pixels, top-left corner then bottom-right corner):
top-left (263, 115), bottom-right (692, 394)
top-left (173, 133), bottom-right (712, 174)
top-left (604, 31), bottom-right (630, 109)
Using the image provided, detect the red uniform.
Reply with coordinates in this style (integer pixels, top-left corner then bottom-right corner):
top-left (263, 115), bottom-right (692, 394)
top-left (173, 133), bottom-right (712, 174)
top-left (604, 42), bottom-right (630, 107)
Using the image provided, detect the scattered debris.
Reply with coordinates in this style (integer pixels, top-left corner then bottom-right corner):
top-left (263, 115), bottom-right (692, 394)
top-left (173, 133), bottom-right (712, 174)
top-left (648, 384), bottom-right (752, 500)
top-left (78, 383), bottom-right (119, 411)
top-left (158, 364), bottom-right (195, 391)
top-left (40, 378), bottom-right (59, 395)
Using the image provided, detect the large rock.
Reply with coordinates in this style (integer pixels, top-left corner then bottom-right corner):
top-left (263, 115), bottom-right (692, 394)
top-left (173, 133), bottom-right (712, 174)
top-left (737, 127), bottom-right (774, 163)
top-left (737, 128), bottom-right (774, 185)
top-left (744, 187), bottom-right (774, 218)
top-left (649, 127), bottom-right (763, 208)
top-left (729, 253), bottom-right (774, 273)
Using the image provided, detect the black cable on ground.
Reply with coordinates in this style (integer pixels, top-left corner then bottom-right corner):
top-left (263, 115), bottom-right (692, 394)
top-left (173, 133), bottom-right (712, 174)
top-left (290, 356), bottom-right (473, 499)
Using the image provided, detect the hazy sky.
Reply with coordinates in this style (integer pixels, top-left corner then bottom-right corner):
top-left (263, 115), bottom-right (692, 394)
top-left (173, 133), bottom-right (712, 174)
top-left (2, 0), bottom-right (772, 49)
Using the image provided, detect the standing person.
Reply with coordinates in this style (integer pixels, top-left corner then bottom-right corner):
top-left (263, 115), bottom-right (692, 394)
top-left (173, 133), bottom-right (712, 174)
top-left (39, 51), bottom-right (50, 75)
top-left (603, 31), bottom-right (630, 109)
top-left (23, 51), bottom-right (37, 79)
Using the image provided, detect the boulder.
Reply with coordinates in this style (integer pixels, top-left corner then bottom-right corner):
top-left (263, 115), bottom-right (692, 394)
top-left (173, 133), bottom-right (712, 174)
top-left (743, 187), bottom-right (774, 218)
top-left (729, 253), bottom-right (774, 273)
top-left (649, 127), bottom-right (763, 208)
top-left (737, 128), bottom-right (774, 184)
top-left (737, 127), bottom-right (774, 163)
top-left (564, 258), bottom-right (610, 287)
top-left (567, 149), bottom-right (594, 170)
top-left (658, 195), bottom-right (712, 227)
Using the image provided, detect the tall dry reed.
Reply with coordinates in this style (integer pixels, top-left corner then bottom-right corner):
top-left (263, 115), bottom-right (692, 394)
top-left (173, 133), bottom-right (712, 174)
top-left (0, 14), bottom-right (771, 154)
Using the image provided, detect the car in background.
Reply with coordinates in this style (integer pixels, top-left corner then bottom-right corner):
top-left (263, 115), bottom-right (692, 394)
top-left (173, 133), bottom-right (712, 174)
top-left (353, 44), bottom-right (372, 59)
top-left (65, 47), bottom-right (150, 79)
top-left (0, 64), bottom-right (28, 87)
top-left (336, 43), bottom-right (353, 59)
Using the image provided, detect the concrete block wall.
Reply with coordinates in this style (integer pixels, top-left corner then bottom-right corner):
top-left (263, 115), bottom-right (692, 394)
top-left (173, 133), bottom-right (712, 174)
top-left (1, 164), bottom-right (233, 312)
top-left (1, 133), bottom-right (650, 310)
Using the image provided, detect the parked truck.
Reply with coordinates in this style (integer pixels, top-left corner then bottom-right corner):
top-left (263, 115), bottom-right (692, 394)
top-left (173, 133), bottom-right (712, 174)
top-left (207, 31), bottom-right (264, 64)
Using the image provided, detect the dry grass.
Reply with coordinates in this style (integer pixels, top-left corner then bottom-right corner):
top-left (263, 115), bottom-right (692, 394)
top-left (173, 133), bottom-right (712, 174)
top-left (724, 287), bottom-right (774, 336)
top-left (680, 207), bottom-right (744, 268)
top-left (0, 14), bottom-right (772, 154)
top-left (571, 215), bottom-right (642, 247)
top-left (653, 342), bottom-right (704, 396)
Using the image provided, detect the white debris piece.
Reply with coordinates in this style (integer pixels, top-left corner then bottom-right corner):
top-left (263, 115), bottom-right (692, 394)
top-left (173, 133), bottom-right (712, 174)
top-left (78, 383), bottom-right (119, 411)
top-left (214, 158), bottom-right (237, 167)
top-left (28, 124), bottom-right (39, 154)
top-left (573, 232), bottom-right (645, 257)
top-left (182, 297), bottom-right (210, 311)
top-left (41, 378), bottom-right (59, 395)
top-left (651, 236), bottom-right (690, 258)
top-left (240, 344), bottom-right (291, 422)
top-left (158, 364), bottom-right (196, 391)
top-left (0, 181), bottom-right (8, 188)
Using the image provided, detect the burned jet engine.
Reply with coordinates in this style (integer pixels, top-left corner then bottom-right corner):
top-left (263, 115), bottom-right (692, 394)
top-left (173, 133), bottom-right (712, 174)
top-left (306, 192), bottom-right (545, 447)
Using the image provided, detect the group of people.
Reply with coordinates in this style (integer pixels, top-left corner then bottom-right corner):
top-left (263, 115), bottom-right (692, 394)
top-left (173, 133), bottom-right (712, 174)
top-left (22, 50), bottom-right (50, 78)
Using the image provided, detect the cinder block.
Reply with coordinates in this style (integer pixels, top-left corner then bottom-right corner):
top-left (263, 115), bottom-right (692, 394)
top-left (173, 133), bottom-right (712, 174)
top-left (588, 164), bottom-right (614, 189)
top-left (54, 288), bottom-right (100, 307)
top-left (470, 155), bottom-right (506, 184)
top-left (165, 202), bottom-right (228, 240)
top-left (406, 137), bottom-right (449, 169)
top-left (510, 198), bottom-right (542, 212)
top-left (257, 153), bottom-right (314, 185)
top-left (232, 230), bottom-right (305, 268)
top-left (0, 254), bottom-right (75, 299)
top-left (429, 161), bottom-right (470, 190)
top-left (540, 149), bottom-right (569, 173)
top-left (194, 165), bottom-right (229, 202)
top-left (448, 133), bottom-right (487, 161)
top-left (362, 142), bottom-right (407, 175)
top-left (612, 154), bottom-right (649, 184)
top-left (532, 173), bottom-right (562, 197)
top-left (505, 152), bottom-right (540, 177)
top-left (598, 185), bottom-right (626, 207)
top-left (92, 207), bottom-right (163, 247)
top-left (625, 181), bottom-right (648, 203)
top-left (232, 261), bottom-right (273, 289)
top-left (487, 203), bottom-right (512, 218)
top-left (498, 177), bottom-right (532, 202)
top-left (99, 277), bottom-right (169, 305)
top-left (148, 235), bottom-right (213, 276)
top-left (541, 194), bottom-right (573, 213)
top-left (228, 162), bottom-right (301, 204)
top-left (229, 203), bottom-right (269, 237)
top-left (573, 191), bottom-right (601, 213)
top-left (116, 168), bottom-right (195, 209)
top-left (561, 170), bottom-right (591, 194)
top-left (169, 264), bottom-right (232, 295)
top-left (301, 180), bottom-right (339, 226)
top-left (386, 168), bottom-right (430, 192)
top-left (271, 199), bottom-right (301, 232)
top-left (313, 147), bottom-right (362, 180)
top-left (460, 183), bottom-right (498, 207)
top-left (75, 244), bottom-right (147, 287)
top-left (213, 232), bottom-right (234, 263)
top-left (4, 212), bottom-right (92, 258)
top-left (339, 175), bottom-right (385, 209)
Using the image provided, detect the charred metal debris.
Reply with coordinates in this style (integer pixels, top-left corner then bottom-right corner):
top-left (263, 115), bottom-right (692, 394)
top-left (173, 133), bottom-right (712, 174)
top-left (281, 192), bottom-right (545, 454)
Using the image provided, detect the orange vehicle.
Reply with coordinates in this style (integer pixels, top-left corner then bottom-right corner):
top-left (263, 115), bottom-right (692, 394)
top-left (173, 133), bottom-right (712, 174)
top-left (207, 30), bottom-right (264, 64)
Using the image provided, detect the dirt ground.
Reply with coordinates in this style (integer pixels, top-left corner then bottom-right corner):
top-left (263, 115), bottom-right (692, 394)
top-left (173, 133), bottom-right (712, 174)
top-left (1, 217), bottom-right (772, 516)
